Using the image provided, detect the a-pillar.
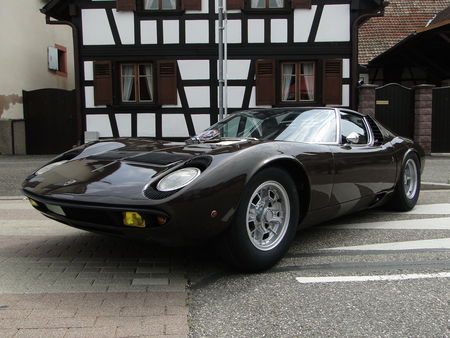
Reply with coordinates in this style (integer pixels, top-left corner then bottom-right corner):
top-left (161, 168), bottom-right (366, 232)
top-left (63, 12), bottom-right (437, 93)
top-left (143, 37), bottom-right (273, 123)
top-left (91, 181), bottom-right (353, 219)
top-left (414, 85), bottom-right (435, 155)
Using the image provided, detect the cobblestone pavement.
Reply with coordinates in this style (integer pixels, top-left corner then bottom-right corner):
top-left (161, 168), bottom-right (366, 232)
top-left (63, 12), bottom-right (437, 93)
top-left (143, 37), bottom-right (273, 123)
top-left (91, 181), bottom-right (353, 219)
top-left (0, 200), bottom-right (189, 337)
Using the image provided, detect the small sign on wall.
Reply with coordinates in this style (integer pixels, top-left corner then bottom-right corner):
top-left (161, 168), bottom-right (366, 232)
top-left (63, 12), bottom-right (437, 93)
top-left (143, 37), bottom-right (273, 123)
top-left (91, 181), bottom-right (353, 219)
top-left (48, 46), bottom-right (59, 70)
top-left (376, 100), bottom-right (390, 105)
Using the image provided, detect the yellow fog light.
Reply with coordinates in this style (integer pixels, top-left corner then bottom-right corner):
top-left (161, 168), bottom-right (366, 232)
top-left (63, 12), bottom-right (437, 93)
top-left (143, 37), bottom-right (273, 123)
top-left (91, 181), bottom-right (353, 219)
top-left (122, 212), bottom-right (145, 228)
top-left (29, 199), bottom-right (39, 208)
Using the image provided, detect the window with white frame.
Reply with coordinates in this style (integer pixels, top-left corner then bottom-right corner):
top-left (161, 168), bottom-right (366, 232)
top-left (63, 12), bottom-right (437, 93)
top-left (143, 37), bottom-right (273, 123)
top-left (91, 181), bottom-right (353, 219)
top-left (250, 0), bottom-right (284, 8)
top-left (143, 0), bottom-right (177, 10)
top-left (121, 63), bottom-right (154, 103)
top-left (281, 62), bottom-right (315, 102)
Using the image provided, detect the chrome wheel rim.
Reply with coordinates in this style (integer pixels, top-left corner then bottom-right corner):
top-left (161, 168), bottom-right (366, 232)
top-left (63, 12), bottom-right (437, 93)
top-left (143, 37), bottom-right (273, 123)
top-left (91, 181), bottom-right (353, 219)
top-left (246, 181), bottom-right (290, 251)
top-left (403, 159), bottom-right (418, 199)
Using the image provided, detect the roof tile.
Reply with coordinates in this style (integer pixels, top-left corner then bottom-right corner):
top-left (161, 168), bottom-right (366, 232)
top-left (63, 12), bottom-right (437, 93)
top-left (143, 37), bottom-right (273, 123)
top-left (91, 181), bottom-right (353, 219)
top-left (359, 0), bottom-right (450, 64)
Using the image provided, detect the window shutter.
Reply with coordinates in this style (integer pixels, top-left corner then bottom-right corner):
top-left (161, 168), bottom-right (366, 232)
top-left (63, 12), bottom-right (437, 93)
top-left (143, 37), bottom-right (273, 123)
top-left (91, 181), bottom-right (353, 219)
top-left (255, 60), bottom-right (275, 106)
top-left (323, 59), bottom-right (342, 105)
top-left (227, 0), bottom-right (244, 10)
top-left (292, 0), bottom-right (311, 9)
top-left (93, 61), bottom-right (113, 106)
top-left (182, 0), bottom-right (202, 10)
top-left (157, 61), bottom-right (177, 105)
top-left (116, 0), bottom-right (136, 11)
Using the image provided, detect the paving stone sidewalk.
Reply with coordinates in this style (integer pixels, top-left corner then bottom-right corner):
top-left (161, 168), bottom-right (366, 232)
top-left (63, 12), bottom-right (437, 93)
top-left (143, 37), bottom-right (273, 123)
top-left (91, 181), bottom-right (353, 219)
top-left (0, 200), bottom-right (189, 337)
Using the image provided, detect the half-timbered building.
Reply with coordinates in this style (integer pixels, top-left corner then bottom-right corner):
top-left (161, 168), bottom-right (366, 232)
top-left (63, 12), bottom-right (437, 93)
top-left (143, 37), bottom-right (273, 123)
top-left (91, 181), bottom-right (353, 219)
top-left (42, 0), bottom-right (385, 140)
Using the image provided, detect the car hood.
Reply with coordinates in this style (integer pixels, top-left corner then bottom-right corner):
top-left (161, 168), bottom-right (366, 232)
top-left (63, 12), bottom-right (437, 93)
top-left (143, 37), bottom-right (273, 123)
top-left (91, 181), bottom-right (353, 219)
top-left (22, 138), bottom-right (258, 204)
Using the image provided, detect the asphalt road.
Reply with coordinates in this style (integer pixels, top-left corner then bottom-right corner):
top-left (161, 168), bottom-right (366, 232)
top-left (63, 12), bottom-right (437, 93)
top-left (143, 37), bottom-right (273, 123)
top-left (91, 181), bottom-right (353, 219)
top-left (187, 190), bottom-right (450, 337)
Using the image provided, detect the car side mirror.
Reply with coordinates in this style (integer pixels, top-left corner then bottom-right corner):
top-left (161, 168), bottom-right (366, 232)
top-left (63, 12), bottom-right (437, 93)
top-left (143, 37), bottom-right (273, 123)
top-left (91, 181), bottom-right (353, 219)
top-left (346, 132), bottom-right (360, 144)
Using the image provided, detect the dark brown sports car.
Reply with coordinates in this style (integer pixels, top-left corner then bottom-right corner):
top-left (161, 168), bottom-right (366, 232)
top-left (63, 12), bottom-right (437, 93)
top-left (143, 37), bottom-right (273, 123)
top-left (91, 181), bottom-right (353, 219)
top-left (23, 108), bottom-right (424, 271)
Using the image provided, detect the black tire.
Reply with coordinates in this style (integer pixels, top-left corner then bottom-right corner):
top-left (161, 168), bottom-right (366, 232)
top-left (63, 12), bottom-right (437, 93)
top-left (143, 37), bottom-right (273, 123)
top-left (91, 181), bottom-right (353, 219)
top-left (386, 152), bottom-right (421, 211)
top-left (218, 167), bottom-right (299, 272)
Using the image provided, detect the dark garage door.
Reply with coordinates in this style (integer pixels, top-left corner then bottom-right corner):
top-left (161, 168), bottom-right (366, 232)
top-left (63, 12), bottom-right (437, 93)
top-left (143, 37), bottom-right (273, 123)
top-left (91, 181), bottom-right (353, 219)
top-left (375, 83), bottom-right (414, 138)
top-left (432, 87), bottom-right (450, 153)
top-left (23, 89), bottom-right (77, 155)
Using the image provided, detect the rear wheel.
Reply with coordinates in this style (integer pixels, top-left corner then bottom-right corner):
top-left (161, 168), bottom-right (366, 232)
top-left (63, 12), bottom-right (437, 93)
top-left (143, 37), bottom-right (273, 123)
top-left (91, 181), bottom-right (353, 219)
top-left (387, 152), bottom-right (420, 211)
top-left (218, 167), bottom-right (299, 272)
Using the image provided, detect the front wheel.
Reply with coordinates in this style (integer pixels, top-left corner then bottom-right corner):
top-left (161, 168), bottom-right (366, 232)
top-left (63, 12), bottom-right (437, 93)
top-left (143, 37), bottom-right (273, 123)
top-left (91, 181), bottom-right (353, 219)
top-left (386, 152), bottom-right (421, 211)
top-left (218, 167), bottom-right (299, 272)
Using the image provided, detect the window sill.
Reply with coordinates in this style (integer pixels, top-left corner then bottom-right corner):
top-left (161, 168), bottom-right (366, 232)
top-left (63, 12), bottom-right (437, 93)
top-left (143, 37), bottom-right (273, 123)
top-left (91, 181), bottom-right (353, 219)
top-left (112, 103), bottom-right (162, 111)
top-left (138, 9), bottom-right (185, 16)
top-left (273, 101), bottom-right (318, 107)
top-left (243, 8), bottom-right (292, 14)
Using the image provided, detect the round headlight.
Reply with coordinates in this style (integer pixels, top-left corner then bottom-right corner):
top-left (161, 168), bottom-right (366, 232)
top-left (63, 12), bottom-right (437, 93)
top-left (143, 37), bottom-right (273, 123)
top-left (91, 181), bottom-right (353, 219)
top-left (156, 167), bottom-right (201, 192)
top-left (35, 160), bottom-right (68, 175)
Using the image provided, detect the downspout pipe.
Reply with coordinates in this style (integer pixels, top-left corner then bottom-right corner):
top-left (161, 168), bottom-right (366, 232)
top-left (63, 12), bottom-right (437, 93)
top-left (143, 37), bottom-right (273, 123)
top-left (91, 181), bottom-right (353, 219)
top-left (351, 1), bottom-right (388, 109)
top-left (44, 14), bottom-right (82, 146)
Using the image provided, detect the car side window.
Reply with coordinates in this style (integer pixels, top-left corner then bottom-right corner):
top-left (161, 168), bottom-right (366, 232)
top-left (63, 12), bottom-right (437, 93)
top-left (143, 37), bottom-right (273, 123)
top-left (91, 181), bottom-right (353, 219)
top-left (340, 112), bottom-right (368, 145)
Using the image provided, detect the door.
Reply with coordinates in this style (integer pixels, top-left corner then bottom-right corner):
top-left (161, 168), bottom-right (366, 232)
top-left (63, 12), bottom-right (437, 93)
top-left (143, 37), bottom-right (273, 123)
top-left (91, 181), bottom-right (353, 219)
top-left (23, 89), bottom-right (77, 154)
top-left (331, 111), bottom-right (396, 207)
top-left (375, 83), bottom-right (414, 138)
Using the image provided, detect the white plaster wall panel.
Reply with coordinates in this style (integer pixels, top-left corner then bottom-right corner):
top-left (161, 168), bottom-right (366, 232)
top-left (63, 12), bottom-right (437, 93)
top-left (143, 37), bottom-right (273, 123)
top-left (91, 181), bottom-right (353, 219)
top-left (271, 19), bottom-right (288, 43)
top-left (82, 9), bottom-right (115, 45)
top-left (84, 86), bottom-right (106, 108)
top-left (315, 4), bottom-right (350, 42)
top-left (162, 114), bottom-right (189, 137)
top-left (84, 61), bottom-right (93, 81)
top-left (178, 60), bottom-right (210, 80)
top-left (86, 115), bottom-right (113, 137)
top-left (186, 0), bottom-right (209, 14)
top-left (163, 20), bottom-right (180, 44)
top-left (184, 86), bottom-right (210, 108)
top-left (112, 9), bottom-right (135, 45)
top-left (248, 19), bottom-right (265, 43)
top-left (162, 92), bottom-right (182, 108)
top-left (218, 60), bottom-right (250, 80)
top-left (342, 84), bottom-right (350, 107)
top-left (115, 114), bottom-right (132, 137)
top-left (215, 20), bottom-right (242, 43)
top-left (220, 86), bottom-right (245, 108)
top-left (186, 20), bottom-right (209, 44)
top-left (293, 6), bottom-right (317, 42)
top-left (192, 115), bottom-right (211, 134)
top-left (141, 21), bottom-right (158, 44)
top-left (137, 114), bottom-right (156, 137)
top-left (343, 58), bottom-right (350, 78)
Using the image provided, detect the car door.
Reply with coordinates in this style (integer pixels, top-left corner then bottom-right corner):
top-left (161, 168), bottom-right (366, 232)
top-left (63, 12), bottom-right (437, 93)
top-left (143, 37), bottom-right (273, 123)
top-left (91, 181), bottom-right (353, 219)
top-left (330, 110), bottom-right (397, 206)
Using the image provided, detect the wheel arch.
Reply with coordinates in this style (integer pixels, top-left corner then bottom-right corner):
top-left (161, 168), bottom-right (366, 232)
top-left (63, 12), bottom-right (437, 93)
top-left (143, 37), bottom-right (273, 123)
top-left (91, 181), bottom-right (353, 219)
top-left (251, 157), bottom-right (311, 225)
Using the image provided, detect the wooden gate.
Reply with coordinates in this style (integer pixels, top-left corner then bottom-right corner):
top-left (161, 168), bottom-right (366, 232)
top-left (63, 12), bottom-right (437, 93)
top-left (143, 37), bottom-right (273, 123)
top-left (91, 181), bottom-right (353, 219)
top-left (432, 86), bottom-right (450, 153)
top-left (23, 89), bottom-right (77, 154)
top-left (375, 84), bottom-right (414, 138)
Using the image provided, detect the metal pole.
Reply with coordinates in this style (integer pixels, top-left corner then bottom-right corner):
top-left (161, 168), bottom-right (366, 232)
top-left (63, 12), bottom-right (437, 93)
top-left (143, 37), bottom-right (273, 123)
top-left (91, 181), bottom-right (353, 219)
top-left (218, 0), bottom-right (224, 121)
top-left (224, 0), bottom-right (228, 117)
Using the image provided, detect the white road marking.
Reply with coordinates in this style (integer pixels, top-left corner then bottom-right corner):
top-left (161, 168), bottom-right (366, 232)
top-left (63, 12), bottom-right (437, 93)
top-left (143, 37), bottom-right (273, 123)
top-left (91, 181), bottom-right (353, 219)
top-left (0, 201), bottom-right (31, 209)
top-left (323, 238), bottom-right (450, 251)
top-left (323, 217), bottom-right (450, 230)
top-left (296, 272), bottom-right (450, 284)
top-left (422, 181), bottom-right (450, 187)
top-left (398, 203), bottom-right (450, 215)
top-left (0, 220), bottom-right (81, 236)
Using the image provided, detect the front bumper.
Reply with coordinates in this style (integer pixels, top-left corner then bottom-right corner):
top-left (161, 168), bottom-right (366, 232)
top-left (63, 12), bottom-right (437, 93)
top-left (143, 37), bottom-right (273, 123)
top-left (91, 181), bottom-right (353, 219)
top-left (23, 189), bottom-right (231, 246)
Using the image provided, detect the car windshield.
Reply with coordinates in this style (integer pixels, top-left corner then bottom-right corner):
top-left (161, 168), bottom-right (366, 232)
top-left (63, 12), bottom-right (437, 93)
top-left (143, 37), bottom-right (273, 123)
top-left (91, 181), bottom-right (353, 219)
top-left (204, 109), bottom-right (337, 143)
